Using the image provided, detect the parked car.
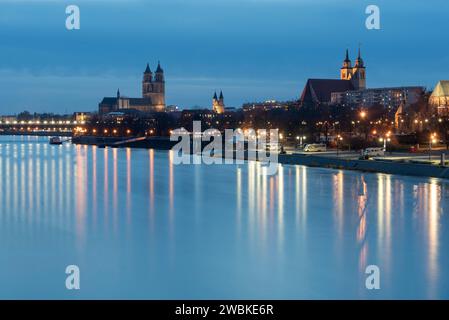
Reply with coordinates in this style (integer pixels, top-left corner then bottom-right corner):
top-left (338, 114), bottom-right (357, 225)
top-left (362, 147), bottom-right (385, 157)
top-left (303, 143), bottom-right (327, 152)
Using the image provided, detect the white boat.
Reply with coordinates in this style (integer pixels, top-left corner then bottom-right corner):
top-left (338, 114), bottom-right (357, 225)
top-left (49, 137), bottom-right (63, 145)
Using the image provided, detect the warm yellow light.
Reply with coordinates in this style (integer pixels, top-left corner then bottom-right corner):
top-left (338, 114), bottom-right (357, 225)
top-left (104, 129), bottom-right (108, 134)
top-left (360, 111), bottom-right (367, 119)
top-left (127, 129), bottom-right (131, 134)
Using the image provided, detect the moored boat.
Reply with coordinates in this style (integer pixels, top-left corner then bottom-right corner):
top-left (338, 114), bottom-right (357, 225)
top-left (49, 137), bottom-right (63, 145)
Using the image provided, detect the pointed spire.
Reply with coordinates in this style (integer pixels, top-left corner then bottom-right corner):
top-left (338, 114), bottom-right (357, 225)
top-left (345, 49), bottom-right (350, 62)
top-left (156, 61), bottom-right (163, 73)
top-left (219, 90), bottom-right (223, 100)
top-left (117, 88), bottom-right (120, 98)
top-left (355, 45), bottom-right (364, 67)
top-left (144, 63), bottom-right (152, 74)
top-left (213, 91), bottom-right (218, 100)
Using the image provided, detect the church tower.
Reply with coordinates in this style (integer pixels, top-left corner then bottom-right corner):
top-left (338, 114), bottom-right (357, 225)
top-left (212, 91), bottom-right (225, 114)
top-left (142, 62), bottom-right (165, 111)
top-left (351, 47), bottom-right (366, 90)
top-left (153, 61), bottom-right (165, 110)
top-left (142, 63), bottom-right (153, 97)
top-left (340, 49), bottom-right (353, 81)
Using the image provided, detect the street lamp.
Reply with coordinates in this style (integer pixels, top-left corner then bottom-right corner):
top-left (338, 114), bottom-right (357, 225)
top-left (360, 110), bottom-right (367, 119)
top-left (296, 135), bottom-right (306, 148)
top-left (429, 133), bottom-right (438, 161)
top-left (379, 137), bottom-right (391, 152)
top-left (337, 135), bottom-right (343, 157)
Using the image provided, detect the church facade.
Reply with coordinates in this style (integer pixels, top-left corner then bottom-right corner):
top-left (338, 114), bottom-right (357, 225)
top-left (340, 48), bottom-right (366, 90)
top-left (99, 62), bottom-right (166, 114)
top-left (300, 48), bottom-right (423, 110)
top-left (300, 48), bottom-right (365, 107)
top-left (212, 91), bottom-right (225, 114)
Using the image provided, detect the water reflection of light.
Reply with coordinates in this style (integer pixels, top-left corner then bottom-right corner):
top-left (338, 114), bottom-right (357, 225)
top-left (277, 164), bottom-right (284, 247)
top-left (236, 167), bottom-right (242, 232)
top-left (0, 155), bottom-right (3, 225)
top-left (126, 148), bottom-right (132, 223)
top-left (5, 146), bottom-right (11, 224)
top-left (428, 179), bottom-right (440, 297)
top-left (35, 147), bottom-right (41, 218)
top-left (168, 150), bottom-right (175, 226)
top-left (112, 148), bottom-right (118, 230)
top-left (92, 146), bottom-right (97, 224)
top-left (28, 146), bottom-right (34, 222)
top-left (248, 161), bottom-right (256, 240)
top-left (357, 175), bottom-right (368, 271)
top-left (149, 149), bottom-right (155, 228)
top-left (333, 171), bottom-right (344, 237)
top-left (103, 148), bottom-right (109, 224)
top-left (0, 155), bottom-right (3, 223)
top-left (12, 149), bottom-right (18, 222)
top-left (58, 145), bottom-right (64, 217)
top-left (261, 165), bottom-right (268, 241)
top-left (75, 145), bottom-right (86, 243)
top-left (255, 162), bottom-right (266, 242)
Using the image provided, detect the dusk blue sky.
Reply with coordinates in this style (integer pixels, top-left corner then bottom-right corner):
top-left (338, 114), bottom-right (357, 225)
top-left (1, 0), bottom-right (449, 113)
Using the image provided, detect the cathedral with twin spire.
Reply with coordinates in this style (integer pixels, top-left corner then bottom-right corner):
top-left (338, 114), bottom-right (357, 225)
top-left (99, 62), bottom-right (166, 114)
top-left (340, 48), bottom-right (366, 90)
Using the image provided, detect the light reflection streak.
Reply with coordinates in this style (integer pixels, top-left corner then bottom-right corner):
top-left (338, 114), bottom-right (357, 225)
top-left (333, 171), bottom-right (344, 237)
top-left (103, 147), bottom-right (109, 225)
top-left (75, 145), bottom-right (86, 245)
top-left (126, 148), bottom-right (132, 224)
top-left (277, 164), bottom-right (284, 248)
top-left (168, 150), bottom-right (175, 240)
top-left (113, 148), bottom-right (118, 230)
top-left (427, 179), bottom-right (440, 298)
top-left (236, 167), bottom-right (242, 233)
top-left (92, 146), bottom-right (97, 225)
top-left (357, 175), bottom-right (368, 271)
top-left (149, 149), bottom-right (155, 230)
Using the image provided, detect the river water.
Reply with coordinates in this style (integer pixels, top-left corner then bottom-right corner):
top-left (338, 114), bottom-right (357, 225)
top-left (0, 135), bottom-right (448, 299)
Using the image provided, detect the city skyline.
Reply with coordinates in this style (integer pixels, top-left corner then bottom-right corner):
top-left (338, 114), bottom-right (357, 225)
top-left (1, 0), bottom-right (449, 113)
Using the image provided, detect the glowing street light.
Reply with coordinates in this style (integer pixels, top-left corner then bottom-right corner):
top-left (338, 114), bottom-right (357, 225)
top-left (296, 135), bottom-right (307, 148)
top-left (429, 133), bottom-right (438, 161)
top-left (336, 134), bottom-right (343, 157)
top-left (379, 137), bottom-right (391, 151)
top-left (360, 111), bottom-right (367, 119)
